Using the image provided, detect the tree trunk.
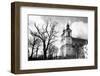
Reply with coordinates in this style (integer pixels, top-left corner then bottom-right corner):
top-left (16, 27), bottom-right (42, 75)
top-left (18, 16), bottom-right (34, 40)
top-left (43, 41), bottom-right (47, 59)
top-left (36, 47), bottom-right (39, 58)
top-left (44, 50), bottom-right (47, 59)
top-left (30, 41), bottom-right (35, 58)
top-left (30, 47), bottom-right (34, 58)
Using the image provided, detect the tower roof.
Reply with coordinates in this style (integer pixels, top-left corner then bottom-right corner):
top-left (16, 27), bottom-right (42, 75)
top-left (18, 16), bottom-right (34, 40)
top-left (66, 23), bottom-right (72, 32)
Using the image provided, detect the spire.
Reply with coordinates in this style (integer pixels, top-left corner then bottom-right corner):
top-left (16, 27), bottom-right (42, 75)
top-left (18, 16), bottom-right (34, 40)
top-left (66, 22), bottom-right (72, 37)
top-left (61, 21), bottom-right (72, 38)
top-left (66, 23), bottom-right (70, 30)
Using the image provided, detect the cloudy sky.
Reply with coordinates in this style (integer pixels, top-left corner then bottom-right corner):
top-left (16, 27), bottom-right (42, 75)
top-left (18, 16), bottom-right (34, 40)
top-left (28, 15), bottom-right (88, 39)
top-left (28, 15), bottom-right (88, 55)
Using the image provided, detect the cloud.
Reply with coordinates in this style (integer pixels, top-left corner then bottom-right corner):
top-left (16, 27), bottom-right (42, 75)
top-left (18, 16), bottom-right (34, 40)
top-left (29, 15), bottom-right (88, 40)
top-left (70, 21), bottom-right (88, 39)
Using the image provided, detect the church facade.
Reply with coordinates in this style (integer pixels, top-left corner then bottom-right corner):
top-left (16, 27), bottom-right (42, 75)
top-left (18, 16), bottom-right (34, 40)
top-left (60, 23), bottom-right (88, 59)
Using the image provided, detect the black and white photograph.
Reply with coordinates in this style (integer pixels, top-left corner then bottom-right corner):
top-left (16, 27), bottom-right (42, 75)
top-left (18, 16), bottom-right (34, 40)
top-left (28, 15), bottom-right (88, 61)
top-left (11, 2), bottom-right (97, 74)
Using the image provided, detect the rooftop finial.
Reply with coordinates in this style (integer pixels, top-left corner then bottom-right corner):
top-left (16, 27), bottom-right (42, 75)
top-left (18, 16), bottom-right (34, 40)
top-left (66, 20), bottom-right (71, 29)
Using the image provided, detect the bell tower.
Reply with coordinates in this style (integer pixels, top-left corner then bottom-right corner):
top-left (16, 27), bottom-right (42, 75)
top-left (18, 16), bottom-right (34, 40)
top-left (61, 23), bottom-right (74, 58)
top-left (65, 23), bottom-right (72, 44)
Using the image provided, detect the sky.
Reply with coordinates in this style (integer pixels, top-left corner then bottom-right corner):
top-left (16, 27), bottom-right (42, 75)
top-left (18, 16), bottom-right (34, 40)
top-left (28, 15), bottom-right (88, 55)
top-left (28, 15), bottom-right (88, 39)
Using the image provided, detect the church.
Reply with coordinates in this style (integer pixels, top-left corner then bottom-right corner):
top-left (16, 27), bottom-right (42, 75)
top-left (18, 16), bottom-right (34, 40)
top-left (60, 23), bottom-right (88, 59)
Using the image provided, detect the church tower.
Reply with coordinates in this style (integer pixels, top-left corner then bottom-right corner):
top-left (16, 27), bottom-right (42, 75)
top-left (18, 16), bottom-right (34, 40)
top-left (61, 23), bottom-right (74, 58)
top-left (65, 23), bottom-right (72, 44)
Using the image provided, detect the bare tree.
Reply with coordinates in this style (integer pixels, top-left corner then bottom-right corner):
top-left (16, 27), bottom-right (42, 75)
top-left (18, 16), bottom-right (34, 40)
top-left (31, 22), bottom-right (58, 59)
top-left (48, 44), bottom-right (58, 59)
top-left (28, 33), bottom-right (41, 59)
top-left (35, 41), bottom-right (41, 58)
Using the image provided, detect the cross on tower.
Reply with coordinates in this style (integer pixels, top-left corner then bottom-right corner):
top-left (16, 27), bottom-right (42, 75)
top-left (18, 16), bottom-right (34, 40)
top-left (66, 23), bottom-right (72, 37)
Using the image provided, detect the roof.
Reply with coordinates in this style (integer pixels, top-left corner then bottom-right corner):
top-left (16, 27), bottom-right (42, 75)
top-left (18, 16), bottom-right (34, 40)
top-left (72, 37), bottom-right (88, 47)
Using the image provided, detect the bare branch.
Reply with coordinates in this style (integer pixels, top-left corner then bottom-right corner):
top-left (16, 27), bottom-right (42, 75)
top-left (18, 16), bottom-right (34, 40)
top-left (34, 23), bottom-right (44, 39)
top-left (50, 40), bottom-right (57, 44)
top-left (33, 33), bottom-right (43, 41)
top-left (30, 30), bottom-right (43, 41)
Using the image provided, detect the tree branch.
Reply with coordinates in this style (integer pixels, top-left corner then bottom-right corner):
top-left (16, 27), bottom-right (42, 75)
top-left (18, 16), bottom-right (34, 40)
top-left (34, 23), bottom-right (44, 39)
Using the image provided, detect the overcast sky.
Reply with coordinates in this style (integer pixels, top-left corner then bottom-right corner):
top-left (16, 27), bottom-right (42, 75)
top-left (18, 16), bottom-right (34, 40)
top-left (28, 15), bottom-right (88, 55)
top-left (28, 15), bottom-right (88, 39)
